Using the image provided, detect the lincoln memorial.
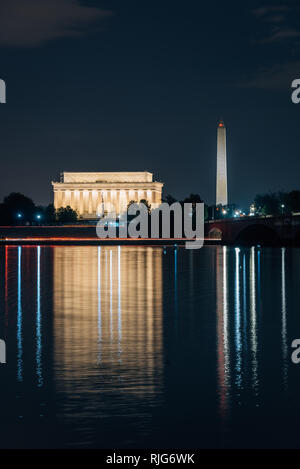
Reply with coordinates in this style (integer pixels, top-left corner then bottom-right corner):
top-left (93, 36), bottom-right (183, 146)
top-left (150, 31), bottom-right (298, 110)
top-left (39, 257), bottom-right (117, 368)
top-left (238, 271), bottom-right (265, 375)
top-left (52, 171), bottom-right (164, 219)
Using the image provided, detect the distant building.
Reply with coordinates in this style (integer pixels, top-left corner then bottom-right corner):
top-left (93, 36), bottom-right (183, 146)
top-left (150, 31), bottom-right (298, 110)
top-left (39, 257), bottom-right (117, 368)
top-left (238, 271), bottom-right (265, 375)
top-left (216, 121), bottom-right (228, 206)
top-left (52, 172), bottom-right (163, 219)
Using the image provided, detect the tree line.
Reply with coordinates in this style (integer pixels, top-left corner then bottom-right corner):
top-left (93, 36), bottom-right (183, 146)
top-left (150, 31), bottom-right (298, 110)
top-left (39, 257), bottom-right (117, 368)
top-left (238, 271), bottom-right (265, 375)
top-left (254, 191), bottom-right (300, 216)
top-left (0, 192), bottom-right (206, 225)
top-left (1, 189), bottom-right (298, 226)
top-left (0, 193), bottom-right (78, 225)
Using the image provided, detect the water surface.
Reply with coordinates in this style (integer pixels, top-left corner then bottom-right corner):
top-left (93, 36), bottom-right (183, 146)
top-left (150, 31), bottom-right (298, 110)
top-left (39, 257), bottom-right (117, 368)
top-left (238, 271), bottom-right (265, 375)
top-left (0, 245), bottom-right (300, 448)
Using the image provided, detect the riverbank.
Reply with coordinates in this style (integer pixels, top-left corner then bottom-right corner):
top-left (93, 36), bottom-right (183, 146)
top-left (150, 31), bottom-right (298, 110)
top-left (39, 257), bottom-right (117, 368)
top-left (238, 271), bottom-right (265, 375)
top-left (0, 225), bottom-right (217, 246)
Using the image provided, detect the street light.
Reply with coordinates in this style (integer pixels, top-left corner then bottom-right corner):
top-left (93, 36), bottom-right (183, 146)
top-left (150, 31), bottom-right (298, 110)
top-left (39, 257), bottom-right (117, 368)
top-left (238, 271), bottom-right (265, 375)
top-left (249, 204), bottom-right (256, 216)
top-left (16, 213), bottom-right (23, 224)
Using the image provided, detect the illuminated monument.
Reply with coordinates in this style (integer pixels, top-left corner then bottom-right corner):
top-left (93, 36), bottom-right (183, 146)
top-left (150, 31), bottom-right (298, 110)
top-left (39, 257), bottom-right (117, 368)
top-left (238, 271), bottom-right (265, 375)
top-left (216, 121), bottom-right (228, 206)
top-left (52, 172), bottom-right (163, 219)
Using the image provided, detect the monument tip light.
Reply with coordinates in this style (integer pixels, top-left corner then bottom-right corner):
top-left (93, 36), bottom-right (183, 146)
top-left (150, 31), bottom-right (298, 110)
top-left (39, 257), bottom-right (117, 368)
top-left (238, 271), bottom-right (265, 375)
top-left (216, 120), bottom-right (228, 206)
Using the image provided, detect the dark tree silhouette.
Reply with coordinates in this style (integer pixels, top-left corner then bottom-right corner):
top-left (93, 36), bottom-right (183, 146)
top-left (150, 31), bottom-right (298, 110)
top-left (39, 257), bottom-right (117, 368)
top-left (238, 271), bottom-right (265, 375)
top-left (2, 192), bottom-right (36, 224)
top-left (56, 206), bottom-right (78, 223)
top-left (139, 199), bottom-right (151, 213)
top-left (254, 193), bottom-right (281, 216)
top-left (164, 194), bottom-right (177, 205)
top-left (45, 204), bottom-right (57, 223)
top-left (127, 200), bottom-right (137, 210)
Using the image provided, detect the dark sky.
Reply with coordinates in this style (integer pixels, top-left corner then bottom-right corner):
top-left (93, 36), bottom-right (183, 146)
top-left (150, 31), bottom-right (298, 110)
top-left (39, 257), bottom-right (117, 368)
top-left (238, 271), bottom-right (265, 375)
top-left (0, 0), bottom-right (300, 207)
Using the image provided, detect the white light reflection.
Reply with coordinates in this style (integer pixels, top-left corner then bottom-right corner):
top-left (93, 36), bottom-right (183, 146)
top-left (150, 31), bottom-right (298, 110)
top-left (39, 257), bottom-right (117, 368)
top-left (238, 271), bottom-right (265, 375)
top-left (223, 246), bottom-right (230, 384)
top-left (250, 247), bottom-right (259, 396)
top-left (242, 254), bottom-right (248, 353)
top-left (217, 246), bottom-right (230, 419)
top-left (17, 246), bottom-right (23, 382)
top-left (36, 246), bottom-right (43, 387)
top-left (281, 247), bottom-right (288, 390)
top-left (234, 247), bottom-right (242, 391)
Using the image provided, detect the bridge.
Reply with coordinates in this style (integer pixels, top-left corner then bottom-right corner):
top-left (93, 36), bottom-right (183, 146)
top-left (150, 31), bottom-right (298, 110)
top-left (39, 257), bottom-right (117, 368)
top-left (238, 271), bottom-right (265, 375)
top-left (205, 214), bottom-right (300, 245)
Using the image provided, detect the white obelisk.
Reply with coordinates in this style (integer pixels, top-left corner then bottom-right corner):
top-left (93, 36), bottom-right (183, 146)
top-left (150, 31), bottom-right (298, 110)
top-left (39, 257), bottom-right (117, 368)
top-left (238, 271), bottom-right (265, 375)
top-left (216, 120), bottom-right (228, 206)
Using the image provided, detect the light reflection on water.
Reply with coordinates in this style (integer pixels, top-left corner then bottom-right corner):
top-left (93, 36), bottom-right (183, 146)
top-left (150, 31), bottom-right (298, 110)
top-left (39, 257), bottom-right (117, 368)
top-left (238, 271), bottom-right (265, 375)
top-left (36, 246), bottom-right (43, 388)
top-left (281, 248), bottom-right (288, 390)
top-left (17, 246), bottom-right (22, 383)
top-left (0, 245), bottom-right (300, 448)
top-left (52, 247), bottom-right (163, 410)
top-left (234, 247), bottom-right (242, 393)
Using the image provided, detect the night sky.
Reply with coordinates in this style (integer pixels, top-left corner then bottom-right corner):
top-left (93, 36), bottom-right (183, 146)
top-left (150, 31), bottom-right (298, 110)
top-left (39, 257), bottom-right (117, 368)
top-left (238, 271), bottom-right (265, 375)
top-left (0, 0), bottom-right (300, 207)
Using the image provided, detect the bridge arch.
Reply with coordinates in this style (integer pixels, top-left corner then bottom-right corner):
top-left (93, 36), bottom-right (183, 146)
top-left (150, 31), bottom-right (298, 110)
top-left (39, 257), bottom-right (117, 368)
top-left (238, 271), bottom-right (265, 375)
top-left (234, 224), bottom-right (280, 245)
top-left (208, 227), bottom-right (222, 240)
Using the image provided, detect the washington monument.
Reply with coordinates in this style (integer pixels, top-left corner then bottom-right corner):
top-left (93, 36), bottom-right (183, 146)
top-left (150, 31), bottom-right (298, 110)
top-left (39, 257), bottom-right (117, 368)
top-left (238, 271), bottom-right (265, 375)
top-left (216, 120), bottom-right (228, 206)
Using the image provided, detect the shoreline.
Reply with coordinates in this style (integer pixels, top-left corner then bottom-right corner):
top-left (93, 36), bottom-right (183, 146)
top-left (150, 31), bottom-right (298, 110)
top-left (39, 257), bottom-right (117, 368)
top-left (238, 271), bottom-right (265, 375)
top-left (0, 226), bottom-right (298, 247)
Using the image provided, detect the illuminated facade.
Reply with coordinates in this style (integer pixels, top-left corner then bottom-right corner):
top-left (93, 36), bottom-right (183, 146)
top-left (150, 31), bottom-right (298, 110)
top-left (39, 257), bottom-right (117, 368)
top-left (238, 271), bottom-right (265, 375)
top-left (216, 121), bottom-right (228, 206)
top-left (52, 172), bottom-right (164, 219)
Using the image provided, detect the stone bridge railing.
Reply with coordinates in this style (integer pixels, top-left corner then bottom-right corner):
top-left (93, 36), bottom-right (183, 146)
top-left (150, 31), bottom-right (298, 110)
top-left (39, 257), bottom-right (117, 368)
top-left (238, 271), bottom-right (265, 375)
top-left (205, 214), bottom-right (300, 245)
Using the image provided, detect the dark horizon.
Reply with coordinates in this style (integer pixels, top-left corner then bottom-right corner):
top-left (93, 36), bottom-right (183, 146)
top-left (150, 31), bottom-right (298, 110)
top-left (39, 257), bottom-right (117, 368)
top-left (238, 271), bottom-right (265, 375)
top-left (0, 0), bottom-right (300, 208)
